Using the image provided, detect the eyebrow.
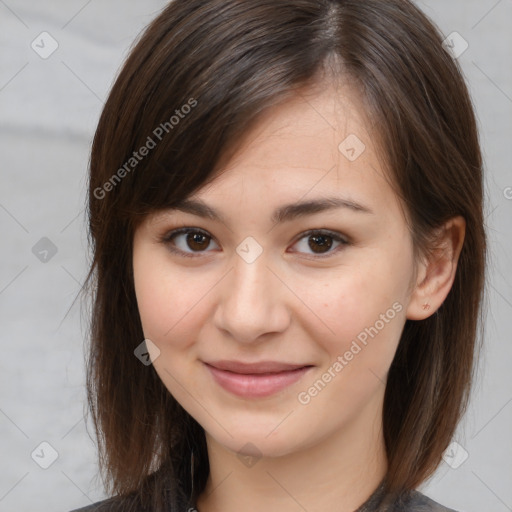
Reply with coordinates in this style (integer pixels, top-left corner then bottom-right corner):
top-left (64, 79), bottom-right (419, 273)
top-left (166, 196), bottom-right (374, 225)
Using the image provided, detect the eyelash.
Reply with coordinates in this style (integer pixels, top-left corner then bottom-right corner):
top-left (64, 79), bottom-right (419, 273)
top-left (160, 227), bottom-right (349, 260)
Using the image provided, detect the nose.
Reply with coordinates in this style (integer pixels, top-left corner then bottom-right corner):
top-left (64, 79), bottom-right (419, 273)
top-left (213, 248), bottom-right (291, 344)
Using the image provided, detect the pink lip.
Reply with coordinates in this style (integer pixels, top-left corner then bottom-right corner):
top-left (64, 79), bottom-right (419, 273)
top-left (205, 359), bottom-right (309, 373)
top-left (204, 363), bottom-right (313, 398)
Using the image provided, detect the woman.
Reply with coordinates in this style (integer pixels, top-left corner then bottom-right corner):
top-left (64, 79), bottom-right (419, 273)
top-left (71, 0), bottom-right (487, 510)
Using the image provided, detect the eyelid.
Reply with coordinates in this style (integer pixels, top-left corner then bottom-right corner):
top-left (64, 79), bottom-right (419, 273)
top-left (160, 227), bottom-right (219, 258)
top-left (288, 229), bottom-right (349, 260)
top-left (160, 226), bottom-right (350, 259)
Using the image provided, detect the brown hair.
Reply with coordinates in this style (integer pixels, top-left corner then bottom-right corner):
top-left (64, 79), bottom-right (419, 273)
top-left (82, 0), bottom-right (487, 510)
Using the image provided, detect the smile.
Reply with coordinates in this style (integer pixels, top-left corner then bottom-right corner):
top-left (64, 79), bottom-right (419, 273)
top-left (204, 363), bottom-right (313, 398)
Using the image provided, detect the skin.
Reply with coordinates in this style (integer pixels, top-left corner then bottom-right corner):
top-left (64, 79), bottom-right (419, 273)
top-left (132, 78), bottom-right (465, 512)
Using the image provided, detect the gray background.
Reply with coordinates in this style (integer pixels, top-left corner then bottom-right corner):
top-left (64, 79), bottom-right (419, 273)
top-left (0, 1), bottom-right (511, 511)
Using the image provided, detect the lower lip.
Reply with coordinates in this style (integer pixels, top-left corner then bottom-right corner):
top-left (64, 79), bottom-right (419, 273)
top-left (204, 364), bottom-right (313, 398)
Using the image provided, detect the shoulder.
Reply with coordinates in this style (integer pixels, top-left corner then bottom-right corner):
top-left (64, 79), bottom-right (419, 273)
top-left (398, 488), bottom-right (462, 512)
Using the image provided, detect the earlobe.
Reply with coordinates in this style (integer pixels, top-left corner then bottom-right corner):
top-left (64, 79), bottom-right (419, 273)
top-left (406, 216), bottom-right (466, 321)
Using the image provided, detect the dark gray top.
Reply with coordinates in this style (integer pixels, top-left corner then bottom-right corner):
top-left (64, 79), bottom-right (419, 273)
top-left (68, 479), bottom-right (461, 512)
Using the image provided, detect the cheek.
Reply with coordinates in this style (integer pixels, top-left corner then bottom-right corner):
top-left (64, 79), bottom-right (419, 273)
top-left (133, 250), bottom-right (213, 350)
top-left (133, 255), bottom-right (170, 341)
top-left (298, 260), bottom-right (407, 372)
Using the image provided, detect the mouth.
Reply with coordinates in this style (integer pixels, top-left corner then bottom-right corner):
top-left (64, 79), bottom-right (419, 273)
top-left (203, 362), bottom-right (314, 398)
top-left (204, 359), bottom-right (312, 374)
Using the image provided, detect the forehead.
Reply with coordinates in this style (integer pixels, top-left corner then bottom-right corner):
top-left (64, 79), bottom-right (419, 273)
top-left (190, 81), bottom-right (396, 214)
top-left (142, 79), bottom-right (407, 232)
top-left (220, 79), bottom-right (374, 170)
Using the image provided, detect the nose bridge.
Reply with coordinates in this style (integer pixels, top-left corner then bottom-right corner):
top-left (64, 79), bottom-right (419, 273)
top-left (232, 246), bottom-right (271, 302)
top-left (215, 242), bottom-right (289, 342)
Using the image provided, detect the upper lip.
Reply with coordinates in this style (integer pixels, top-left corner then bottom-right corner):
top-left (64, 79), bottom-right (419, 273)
top-left (205, 360), bottom-right (311, 374)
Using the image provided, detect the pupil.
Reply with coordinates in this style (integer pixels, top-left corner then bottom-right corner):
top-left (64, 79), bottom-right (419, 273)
top-left (309, 234), bottom-right (332, 253)
top-left (188, 232), bottom-right (207, 250)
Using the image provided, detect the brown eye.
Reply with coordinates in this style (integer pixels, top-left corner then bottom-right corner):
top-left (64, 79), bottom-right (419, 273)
top-left (308, 233), bottom-right (334, 254)
top-left (163, 228), bottom-right (218, 258)
top-left (161, 227), bottom-right (349, 260)
top-left (290, 229), bottom-right (348, 258)
top-left (185, 231), bottom-right (210, 251)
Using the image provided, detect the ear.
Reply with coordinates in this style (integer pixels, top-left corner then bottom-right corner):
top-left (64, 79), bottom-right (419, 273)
top-left (406, 216), bottom-right (466, 320)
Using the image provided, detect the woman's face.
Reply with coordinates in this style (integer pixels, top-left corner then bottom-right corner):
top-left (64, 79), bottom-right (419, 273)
top-left (132, 81), bottom-right (419, 459)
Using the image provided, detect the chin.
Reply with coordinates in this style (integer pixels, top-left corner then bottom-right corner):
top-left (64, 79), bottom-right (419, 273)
top-left (208, 422), bottom-right (309, 460)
